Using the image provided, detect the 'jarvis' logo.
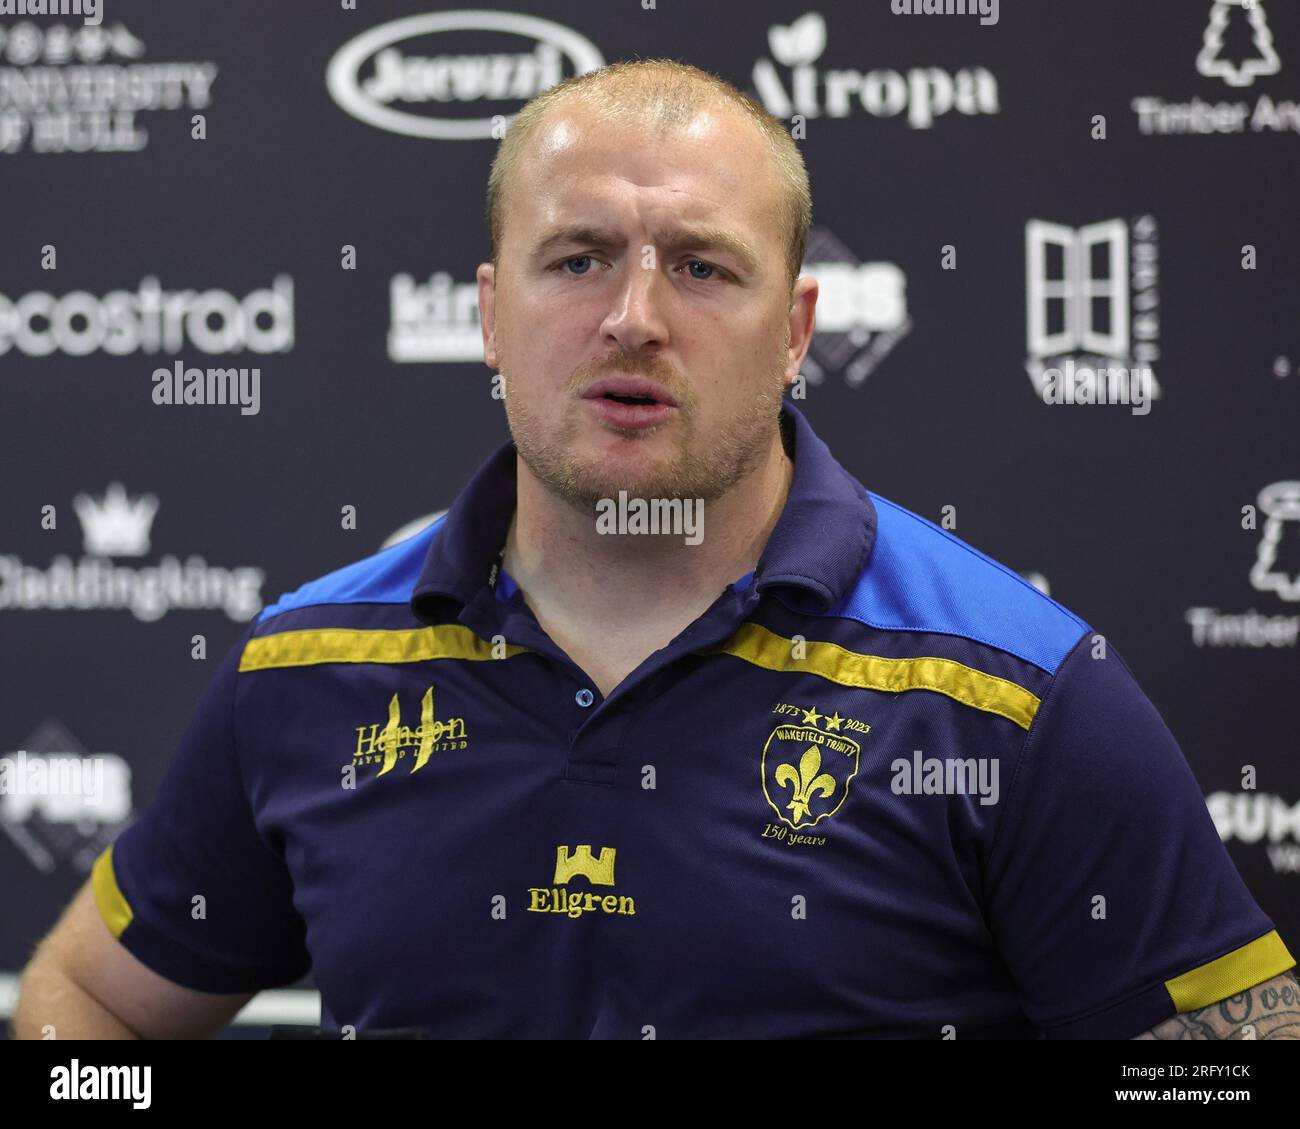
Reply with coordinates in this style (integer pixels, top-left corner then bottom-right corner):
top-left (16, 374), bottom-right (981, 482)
top-left (527, 845), bottom-right (636, 918)
top-left (352, 687), bottom-right (468, 776)
top-left (762, 703), bottom-right (867, 832)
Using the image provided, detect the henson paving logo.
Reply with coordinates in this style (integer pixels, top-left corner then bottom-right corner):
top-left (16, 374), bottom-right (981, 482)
top-left (1185, 480), bottom-right (1300, 649)
top-left (349, 686), bottom-right (470, 778)
top-left (1131, 0), bottom-right (1298, 136)
top-left (751, 10), bottom-right (999, 130)
top-left (527, 845), bottom-right (636, 918)
top-left (0, 19), bottom-right (217, 154)
top-left (0, 483), bottom-right (265, 621)
top-left (326, 10), bottom-right (603, 141)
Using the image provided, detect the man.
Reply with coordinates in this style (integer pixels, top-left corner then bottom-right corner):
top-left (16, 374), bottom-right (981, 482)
top-left (13, 60), bottom-right (1295, 1040)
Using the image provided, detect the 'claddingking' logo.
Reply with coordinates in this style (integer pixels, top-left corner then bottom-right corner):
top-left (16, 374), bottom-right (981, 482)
top-left (0, 484), bottom-right (265, 622)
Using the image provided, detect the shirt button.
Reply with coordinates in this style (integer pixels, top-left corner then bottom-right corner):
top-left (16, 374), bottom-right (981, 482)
top-left (575, 688), bottom-right (595, 707)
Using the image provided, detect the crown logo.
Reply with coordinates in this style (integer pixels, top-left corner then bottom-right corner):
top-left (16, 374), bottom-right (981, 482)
top-left (552, 845), bottom-right (616, 887)
top-left (72, 483), bottom-right (159, 557)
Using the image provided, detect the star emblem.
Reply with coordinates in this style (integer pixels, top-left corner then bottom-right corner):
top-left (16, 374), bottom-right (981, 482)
top-left (824, 712), bottom-right (844, 731)
top-left (800, 706), bottom-right (822, 726)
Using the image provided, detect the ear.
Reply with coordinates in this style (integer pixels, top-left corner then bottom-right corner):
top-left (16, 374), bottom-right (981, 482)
top-left (476, 261), bottom-right (499, 369)
top-left (784, 275), bottom-right (818, 383)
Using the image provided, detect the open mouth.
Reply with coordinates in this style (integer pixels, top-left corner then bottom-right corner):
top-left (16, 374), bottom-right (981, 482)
top-left (583, 383), bottom-right (677, 429)
top-left (582, 375), bottom-right (678, 409)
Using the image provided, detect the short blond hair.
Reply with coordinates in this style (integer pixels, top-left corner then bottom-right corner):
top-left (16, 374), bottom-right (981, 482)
top-left (486, 58), bottom-right (812, 291)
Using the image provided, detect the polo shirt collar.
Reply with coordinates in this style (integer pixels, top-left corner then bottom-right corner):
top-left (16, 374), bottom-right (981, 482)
top-left (410, 400), bottom-right (876, 622)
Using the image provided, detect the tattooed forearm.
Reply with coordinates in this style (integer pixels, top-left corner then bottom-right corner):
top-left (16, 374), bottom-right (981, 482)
top-left (1133, 969), bottom-right (1300, 1040)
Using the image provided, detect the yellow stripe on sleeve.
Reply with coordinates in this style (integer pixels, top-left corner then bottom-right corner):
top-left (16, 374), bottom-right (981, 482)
top-left (91, 844), bottom-right (133, 939)
top-left (1165, 930), bottom-right (1297, 1012)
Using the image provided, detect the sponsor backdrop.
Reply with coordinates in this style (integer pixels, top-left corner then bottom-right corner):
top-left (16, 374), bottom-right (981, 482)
top-left (2, 0), bottom-right (1297, 1025)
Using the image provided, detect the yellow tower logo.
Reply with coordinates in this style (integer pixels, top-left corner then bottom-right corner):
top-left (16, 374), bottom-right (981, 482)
top-left (552, 844), bottom-right (616, 886)
top-left (528, 845), bottom-right (634, 918)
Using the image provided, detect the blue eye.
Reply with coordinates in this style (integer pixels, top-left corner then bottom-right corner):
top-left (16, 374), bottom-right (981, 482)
top-left (554, 255), bottom-right (722, 281)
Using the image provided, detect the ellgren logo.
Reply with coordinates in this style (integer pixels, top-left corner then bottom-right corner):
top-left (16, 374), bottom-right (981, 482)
top-left (325, 11), bottom-right (604, 140)
top-left (527, 845), bottom-right (635, 918)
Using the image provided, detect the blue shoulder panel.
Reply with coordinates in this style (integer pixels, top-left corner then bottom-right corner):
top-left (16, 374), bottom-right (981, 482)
top-left (827, 492), bottom-right (1091, 674)
top-left (257, 515), bottom-right (446, 622)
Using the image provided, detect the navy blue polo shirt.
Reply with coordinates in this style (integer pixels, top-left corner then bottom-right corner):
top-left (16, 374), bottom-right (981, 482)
top-left (92, 402), bottom-right (1293, 1038)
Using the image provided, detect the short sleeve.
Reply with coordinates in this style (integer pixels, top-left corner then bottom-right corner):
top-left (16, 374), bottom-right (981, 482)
top-left (91, 625), bottom-right (311, 993)
top-left (983, 631), bottom-right (1295, 1039)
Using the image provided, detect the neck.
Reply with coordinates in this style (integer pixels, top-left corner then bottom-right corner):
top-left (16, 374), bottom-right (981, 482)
top-left (503, 425), bottom-right (793, 628)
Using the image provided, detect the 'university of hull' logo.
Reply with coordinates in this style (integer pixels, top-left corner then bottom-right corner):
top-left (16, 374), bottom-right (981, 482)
top-left (762, 705), bottom-right (864, 830)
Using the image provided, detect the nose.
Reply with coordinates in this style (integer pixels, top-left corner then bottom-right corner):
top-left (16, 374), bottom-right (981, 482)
top-left (598, 253), bottom-right (670, 355)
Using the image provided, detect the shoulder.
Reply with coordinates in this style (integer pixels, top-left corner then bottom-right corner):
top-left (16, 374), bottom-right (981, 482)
top-left (254, 515), bottom-right (446, 628)
top-left (830, 490), bottom-right (1092, 677)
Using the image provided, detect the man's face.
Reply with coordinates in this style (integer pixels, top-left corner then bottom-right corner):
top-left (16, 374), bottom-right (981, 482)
top-left (478, 102), bottom-right (817, 511)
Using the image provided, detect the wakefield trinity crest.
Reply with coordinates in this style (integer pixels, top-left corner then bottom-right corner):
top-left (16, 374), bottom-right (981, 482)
top-left (761, 702), bottom-right (869, 846)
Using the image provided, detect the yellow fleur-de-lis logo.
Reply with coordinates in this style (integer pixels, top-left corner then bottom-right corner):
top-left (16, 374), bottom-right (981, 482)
top-left (775, 746), bottom-right (838, 823)
top-left (761, 713), bottom-right (863, 830)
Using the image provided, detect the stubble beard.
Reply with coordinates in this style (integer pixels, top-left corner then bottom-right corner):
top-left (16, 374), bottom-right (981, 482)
top-left (501, 334), bottom-right (791, 515)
